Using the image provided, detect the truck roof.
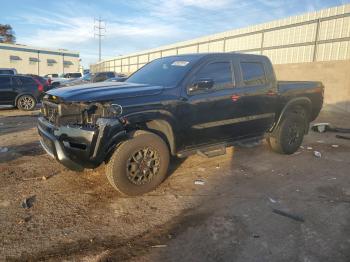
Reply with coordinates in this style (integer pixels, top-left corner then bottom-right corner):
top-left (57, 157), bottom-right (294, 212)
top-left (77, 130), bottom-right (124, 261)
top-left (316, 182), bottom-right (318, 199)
top-left (162, 52), bottom-right (266, 60)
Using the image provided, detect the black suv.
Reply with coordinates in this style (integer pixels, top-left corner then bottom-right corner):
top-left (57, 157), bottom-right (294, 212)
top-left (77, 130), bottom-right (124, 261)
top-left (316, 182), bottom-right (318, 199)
top-left (0, 75), bottom-right (45, 110)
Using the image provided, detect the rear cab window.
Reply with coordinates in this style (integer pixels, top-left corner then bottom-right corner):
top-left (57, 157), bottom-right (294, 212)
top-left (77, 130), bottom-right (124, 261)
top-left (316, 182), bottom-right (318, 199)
top-left (240, 62), bottom-right (267, 86)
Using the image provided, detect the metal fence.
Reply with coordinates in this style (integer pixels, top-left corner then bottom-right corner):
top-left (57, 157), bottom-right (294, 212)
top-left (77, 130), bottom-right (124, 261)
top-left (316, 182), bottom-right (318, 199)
top-left (91, 4), bottom-right (350, 74)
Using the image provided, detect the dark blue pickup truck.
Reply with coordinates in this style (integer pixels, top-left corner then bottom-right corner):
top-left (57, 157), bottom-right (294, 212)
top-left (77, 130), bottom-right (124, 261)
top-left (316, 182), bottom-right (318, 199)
top-left (38, 53), bottom-right (324, 195)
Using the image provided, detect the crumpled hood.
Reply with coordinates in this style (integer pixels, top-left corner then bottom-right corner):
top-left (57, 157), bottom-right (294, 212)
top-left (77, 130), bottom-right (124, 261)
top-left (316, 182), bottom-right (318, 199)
top-left (47, 82), bottom-right (164, 102)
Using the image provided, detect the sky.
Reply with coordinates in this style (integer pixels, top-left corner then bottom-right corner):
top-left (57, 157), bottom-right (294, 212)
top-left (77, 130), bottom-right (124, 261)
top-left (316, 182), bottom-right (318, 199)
top-left (2, 0), bottom-right (349, 68)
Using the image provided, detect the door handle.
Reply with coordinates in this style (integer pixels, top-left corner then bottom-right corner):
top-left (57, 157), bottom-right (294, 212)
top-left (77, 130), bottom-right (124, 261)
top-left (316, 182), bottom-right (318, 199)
top-left (231, 95), bottom-right (240, 102)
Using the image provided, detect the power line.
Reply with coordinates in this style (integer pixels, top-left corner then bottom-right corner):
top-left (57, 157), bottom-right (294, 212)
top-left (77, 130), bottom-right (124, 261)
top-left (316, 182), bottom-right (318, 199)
top-left (94, 17), bottom-right (106, 62)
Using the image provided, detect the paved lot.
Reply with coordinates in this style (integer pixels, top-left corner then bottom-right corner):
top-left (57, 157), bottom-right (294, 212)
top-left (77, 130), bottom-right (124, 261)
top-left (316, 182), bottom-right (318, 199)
top-left (0, 107), bottom-right (349, 261)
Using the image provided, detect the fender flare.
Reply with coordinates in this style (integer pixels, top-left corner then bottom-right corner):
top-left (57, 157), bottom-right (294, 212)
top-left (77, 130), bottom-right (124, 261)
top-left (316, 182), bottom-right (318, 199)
top-left (271, 97), bottom-right (312, 133)
top-left (125, 110), bottom-right (177, 155)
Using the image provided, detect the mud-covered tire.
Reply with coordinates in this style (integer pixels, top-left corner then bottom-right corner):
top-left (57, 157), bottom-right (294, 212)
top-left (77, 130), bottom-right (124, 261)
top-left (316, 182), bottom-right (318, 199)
top-left (16, 95), bottom-right (36, 111)
top-left (267, 112), bottom-right (306, 154)
top-left (106, 131), bottom-right (170, 196)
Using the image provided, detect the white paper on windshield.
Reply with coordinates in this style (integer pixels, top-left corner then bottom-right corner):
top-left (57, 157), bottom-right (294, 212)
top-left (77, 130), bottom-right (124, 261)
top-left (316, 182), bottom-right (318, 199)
top-left (171, 61), bottom-right (189, 67)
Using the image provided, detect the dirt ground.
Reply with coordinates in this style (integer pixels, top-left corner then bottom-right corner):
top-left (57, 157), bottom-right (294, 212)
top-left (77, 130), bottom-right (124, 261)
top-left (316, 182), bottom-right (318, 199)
top-left (0, 106), bottom-right (349, 262)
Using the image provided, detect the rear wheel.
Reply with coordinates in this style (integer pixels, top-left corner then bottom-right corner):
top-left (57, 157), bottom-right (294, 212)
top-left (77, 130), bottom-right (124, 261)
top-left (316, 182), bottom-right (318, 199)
top-left (267, 112), bottom-right (306, 154)
top-left (106, 131), bottom-right (170, 196)
top-left (17, 95), bottom-right (36, 111)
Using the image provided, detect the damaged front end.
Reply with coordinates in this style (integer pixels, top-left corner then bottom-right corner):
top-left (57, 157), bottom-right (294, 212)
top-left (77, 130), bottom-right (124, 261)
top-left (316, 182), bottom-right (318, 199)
top-left (38, 94), bottom-right (127, 171)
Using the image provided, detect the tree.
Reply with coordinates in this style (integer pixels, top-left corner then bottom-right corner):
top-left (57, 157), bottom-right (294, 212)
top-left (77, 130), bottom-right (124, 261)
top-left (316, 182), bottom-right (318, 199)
top-left (0, 24), bottom-right (16, 44)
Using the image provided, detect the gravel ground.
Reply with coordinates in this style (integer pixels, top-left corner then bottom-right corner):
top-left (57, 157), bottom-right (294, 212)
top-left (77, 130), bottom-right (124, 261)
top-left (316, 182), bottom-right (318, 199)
top-left (0, 107), bottom-right (349, 262)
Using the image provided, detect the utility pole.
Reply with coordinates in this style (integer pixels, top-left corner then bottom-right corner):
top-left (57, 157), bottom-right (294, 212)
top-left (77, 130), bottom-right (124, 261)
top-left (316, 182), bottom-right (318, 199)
top-left (94, 17), bottom-right (105, 62)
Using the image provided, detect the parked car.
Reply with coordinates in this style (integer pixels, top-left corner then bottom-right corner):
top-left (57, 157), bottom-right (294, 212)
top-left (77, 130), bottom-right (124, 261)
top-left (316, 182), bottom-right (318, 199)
top-left (0, 68), bottom-right (17, 75)
top-left (59, 73), bottom-right (92, 87)
top-left (38, 53), bottom-right (324, 195)
top-left (92, 71), bottom-right (117, 82)
top-left (104, 74), bottom-right (128, 82)
top-left (0, 74), bottom-right (45, 110)
top-left (64, 72), bottom-right (82, 79)
top-left (44, 74), bottom-right (59, 78)
top-left (60, 73), bottom-right (127, 87)
top-left (49, 74), bottom-right (72, 88)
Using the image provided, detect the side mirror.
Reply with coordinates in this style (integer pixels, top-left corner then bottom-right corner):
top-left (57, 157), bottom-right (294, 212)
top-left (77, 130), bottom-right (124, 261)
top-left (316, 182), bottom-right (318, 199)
top-left (188, 79), bottom-right (214, 93)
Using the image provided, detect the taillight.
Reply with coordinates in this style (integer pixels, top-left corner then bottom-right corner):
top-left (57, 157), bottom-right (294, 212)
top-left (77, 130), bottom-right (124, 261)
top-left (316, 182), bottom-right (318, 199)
top-left (34, 79), bottom-right (44, 92)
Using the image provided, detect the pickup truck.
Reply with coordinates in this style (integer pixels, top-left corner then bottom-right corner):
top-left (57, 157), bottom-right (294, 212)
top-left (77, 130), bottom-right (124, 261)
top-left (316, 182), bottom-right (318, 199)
top-left (38, 53), bottom-right (324, 195)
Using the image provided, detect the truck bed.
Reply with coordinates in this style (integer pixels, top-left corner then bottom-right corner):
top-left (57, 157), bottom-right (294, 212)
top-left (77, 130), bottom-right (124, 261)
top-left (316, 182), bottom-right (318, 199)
top-left (277, 81), bottom-right (324, 121)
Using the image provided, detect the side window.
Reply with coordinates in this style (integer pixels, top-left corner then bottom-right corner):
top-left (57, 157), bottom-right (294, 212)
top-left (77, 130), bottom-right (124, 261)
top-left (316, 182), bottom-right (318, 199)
top-left (18, 77), bottom-right (35, 85)
top-left (240, 62), bottom-right (266, 86)
top-left (0, 77), bottom-right (11, 89)
top-left (0, 70), bottom-right (14, 75)
top-left (194, 62), bottom-right (233, 90)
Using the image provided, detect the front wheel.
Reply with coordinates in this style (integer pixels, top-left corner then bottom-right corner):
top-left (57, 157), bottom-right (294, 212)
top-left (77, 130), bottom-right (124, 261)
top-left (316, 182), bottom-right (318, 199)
top-left (17, 95), bottom-right (37, 111)
top-left (106, 131), bottom-right (170, 196)
top-left (267, 113), bottom-right (306, 154)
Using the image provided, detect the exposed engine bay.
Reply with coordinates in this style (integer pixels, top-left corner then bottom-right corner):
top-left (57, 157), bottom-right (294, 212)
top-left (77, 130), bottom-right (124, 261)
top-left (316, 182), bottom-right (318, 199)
top-left (41, 95), bottom-right (122, 127)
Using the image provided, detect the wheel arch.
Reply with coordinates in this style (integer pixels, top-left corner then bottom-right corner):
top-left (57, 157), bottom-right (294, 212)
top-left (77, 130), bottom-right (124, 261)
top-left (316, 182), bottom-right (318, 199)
top-left (125, 110), bottom-right (177, 155)
top-left (15, 93), bottom-right (38, 107)
top-left (271, 97), bottom-right (312, 133)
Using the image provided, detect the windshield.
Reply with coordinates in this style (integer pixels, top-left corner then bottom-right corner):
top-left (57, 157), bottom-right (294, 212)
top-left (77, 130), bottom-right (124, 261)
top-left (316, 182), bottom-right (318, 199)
top-left (126, 56), bottom-right (200, 87)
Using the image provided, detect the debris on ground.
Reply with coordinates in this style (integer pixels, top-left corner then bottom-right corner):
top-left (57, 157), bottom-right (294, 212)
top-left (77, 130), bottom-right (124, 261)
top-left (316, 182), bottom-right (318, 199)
top-left (194, 179), bottom-right (205, 185)
top-left (272, 209), bottom-right (305, 222)
top-left (151, 245), bottom-right (167, 248)
top-left (314, 151), bottom-right (322, 158)
top-left (312, 123), bottom-right (350, 133)
top-left (316, 140), bottom-right (325, 143)
top-left (252, 234), bottom-right (260, 238)
top-left (268, 197), bottom-right (277, 203)
top-left (0, 147), bottom-right (9, 153)
top-left (331, 145), bottom-right (339, 148)
top-left (307, 146), bottom-right (313, 150)
top-left (21, 195), bottom-right (36, 209)
top-left (22, 175), bottom-right (54, 181)
top-left (336, 134), bottom-right (350, 140)
top-left (311, 123), bottom-right (330, 133)
top-left (300, 146), bottom-right (305, 149)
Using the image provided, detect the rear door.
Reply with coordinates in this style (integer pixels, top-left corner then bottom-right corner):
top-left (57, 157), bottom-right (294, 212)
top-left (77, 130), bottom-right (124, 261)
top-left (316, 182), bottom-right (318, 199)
top-left (230, 57), bottom-right (277, 136)
top-left (15, 76), bottom-right (38, 97)
top-left (0, 76), bottom-right (16, 105)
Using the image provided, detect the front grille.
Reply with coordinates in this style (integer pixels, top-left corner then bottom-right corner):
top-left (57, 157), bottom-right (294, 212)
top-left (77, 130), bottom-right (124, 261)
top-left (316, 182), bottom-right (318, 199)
top-left (42, 101), bottom-right (59, 124)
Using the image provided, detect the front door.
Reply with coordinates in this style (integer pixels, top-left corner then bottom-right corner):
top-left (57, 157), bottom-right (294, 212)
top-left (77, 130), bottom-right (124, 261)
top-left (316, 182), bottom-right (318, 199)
top-left (177, 58), bottom-right (241, 149)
